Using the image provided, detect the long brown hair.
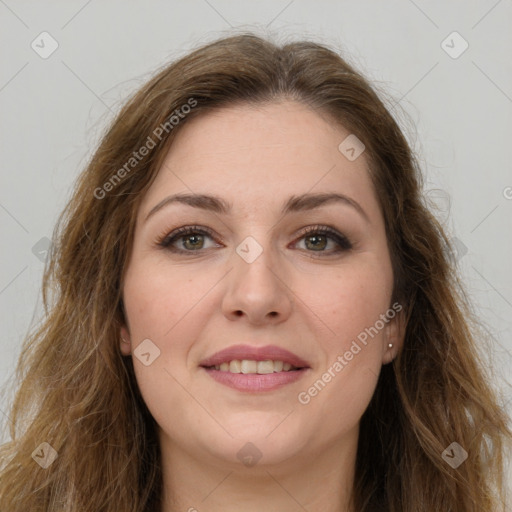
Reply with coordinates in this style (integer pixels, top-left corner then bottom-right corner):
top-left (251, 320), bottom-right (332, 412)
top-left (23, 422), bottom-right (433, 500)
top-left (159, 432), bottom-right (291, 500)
top-left (1, 32), bottom-right (510, 511)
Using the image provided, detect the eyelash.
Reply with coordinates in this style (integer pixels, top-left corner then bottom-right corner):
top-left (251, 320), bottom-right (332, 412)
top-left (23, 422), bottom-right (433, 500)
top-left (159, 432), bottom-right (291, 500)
top-left (155, 224), bottom-right (353, 256)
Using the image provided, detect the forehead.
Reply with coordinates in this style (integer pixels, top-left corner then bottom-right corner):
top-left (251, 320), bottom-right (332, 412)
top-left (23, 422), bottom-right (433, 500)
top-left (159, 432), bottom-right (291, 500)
top-left (139, 101), bottom-right (379, 219)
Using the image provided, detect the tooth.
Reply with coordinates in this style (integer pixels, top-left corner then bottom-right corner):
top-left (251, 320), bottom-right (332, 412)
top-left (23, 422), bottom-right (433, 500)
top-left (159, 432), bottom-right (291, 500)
top-left (241, 360), bottom-right (257, 374)
top-left (229, 360), bottom-right (242, 373)
top-left (257, 360), bottom-right (274, 374)
top-left (220, 359), bottom-right (294, 374)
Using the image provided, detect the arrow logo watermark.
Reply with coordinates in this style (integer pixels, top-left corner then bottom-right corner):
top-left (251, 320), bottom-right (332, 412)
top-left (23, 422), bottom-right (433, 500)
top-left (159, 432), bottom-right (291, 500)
top-left (441, 31), bottom-right (469, 59)
top-left (31, 236), bottom-right (53, 263)
top-left (441, 441), bottom-right (468, 469)
top-left (30, 31), bottom-right (59, 59)
top-left (236, 441), bottom-right (263, 467)
top-left (236, 236), bottom-right (263, 264)
top-left (133, 338), bottom-right (161, 366)
top-left (31, 442), bottom-right (58, 468)
top-left (338, 134), bottom-right (366, 161)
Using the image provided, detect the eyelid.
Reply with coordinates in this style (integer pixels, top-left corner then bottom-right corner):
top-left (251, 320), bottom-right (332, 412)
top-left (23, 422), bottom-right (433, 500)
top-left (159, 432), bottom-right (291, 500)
top-left (155, 224), bottom-right (353, 254)
top-left (292, 225), bottom-right (353, 252)
top-left (155, 225), bottom-right (220, 248)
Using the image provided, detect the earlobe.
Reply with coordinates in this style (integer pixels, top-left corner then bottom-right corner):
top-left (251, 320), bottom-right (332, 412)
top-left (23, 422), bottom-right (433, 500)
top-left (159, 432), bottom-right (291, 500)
top-left (382, 343), bottom-right (395, 365)
top-left (382, 312), bottom-right (405, 365)
top-left (119, 325), bottom-right (132, 356)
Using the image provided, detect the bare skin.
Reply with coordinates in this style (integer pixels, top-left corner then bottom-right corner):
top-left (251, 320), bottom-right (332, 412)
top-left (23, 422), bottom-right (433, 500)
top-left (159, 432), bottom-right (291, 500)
top-left (120, 100), bottom-right (404, 511)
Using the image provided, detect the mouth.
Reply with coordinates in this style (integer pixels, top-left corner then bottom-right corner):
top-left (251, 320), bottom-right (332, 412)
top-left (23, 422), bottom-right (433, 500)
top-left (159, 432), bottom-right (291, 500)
top-left (199, 344), bottom-right (310, 392)
top-left (203, 359), bottom-right (302, 374)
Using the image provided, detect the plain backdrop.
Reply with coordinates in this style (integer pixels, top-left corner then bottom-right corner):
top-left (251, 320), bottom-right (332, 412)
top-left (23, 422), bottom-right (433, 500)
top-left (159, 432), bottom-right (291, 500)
top-left (1, 0), bottom-right (511, 482)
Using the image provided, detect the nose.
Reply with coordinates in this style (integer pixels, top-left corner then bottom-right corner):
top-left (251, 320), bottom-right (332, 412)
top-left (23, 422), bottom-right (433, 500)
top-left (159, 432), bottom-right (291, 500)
top-left (221, 238), bottom-right (293, 325)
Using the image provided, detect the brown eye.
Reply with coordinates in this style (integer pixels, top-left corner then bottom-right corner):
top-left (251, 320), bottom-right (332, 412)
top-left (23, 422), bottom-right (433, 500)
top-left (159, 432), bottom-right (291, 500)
top-left (156, 224), bottom-right (352, 256)
top-left (181, 233), bottom-right (206, 250)
top-left (304, 233), bottom-right (328, 251)
top-left (158, 226), bottom-right (219, 252)
top-left (294, 226), bottom-right (352, 254)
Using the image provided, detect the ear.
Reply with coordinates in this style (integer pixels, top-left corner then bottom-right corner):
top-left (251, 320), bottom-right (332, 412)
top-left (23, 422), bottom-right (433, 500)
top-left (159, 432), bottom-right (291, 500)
top-left (382, 308), bottom-right (406, 365)
top-left (119, 324), bottom-right (132, 356)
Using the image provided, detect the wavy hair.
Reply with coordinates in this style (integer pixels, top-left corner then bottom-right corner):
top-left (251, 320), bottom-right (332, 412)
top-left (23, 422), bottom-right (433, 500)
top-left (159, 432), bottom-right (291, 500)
top-left (1, 32), bottom-right (510, 511)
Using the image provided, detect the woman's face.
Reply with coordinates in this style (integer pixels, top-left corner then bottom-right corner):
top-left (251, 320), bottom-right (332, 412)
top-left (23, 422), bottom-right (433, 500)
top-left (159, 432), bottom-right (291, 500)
top-left (120, 100), bottom-right (403, 468)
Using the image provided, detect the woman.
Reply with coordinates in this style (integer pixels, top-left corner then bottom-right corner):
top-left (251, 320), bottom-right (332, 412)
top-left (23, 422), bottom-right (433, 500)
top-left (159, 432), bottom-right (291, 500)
top-left (0, 32), bottom-right (510, 511)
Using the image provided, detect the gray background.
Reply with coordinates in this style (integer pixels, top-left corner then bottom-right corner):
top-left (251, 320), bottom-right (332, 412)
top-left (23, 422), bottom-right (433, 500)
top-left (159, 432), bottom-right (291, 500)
top-left (1, 0), bottom-right (511, 481)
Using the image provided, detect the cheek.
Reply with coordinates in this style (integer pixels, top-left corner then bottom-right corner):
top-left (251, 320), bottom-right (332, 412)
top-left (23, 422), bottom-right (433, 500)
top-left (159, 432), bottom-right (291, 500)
top-left (294, 258), bottom-right (391, 428)
top-left (124, 264), bottom-right (208, 434)
top-left (296, 255), bottom-right (393, 348)
top-left (123, 260), bottom-right (211, 341)
top-left (304, 354), bottom-right (380, 440)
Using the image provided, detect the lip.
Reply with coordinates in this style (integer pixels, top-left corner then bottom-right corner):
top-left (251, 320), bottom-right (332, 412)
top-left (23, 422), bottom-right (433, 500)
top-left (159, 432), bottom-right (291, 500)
top-left (199, 344), bottom-right (311, 393)
top-left (199, 344), bottom-right (310, 368)
top-left (202, 367), bottom-right (309, 392)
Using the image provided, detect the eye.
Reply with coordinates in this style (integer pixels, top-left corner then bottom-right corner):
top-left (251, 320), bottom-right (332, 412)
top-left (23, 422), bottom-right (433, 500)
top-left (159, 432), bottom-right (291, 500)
top-left (292, 225), bottom-right (353, 255)
top-left (155, 224), bottom-right (353, 256)
top-left (156, 225), bottom-right (221, 252)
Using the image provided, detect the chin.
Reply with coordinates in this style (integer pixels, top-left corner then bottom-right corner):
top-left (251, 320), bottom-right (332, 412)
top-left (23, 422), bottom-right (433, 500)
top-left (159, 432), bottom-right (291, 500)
top-left (218, 415), bottom-right (312, 465)
top-left (165, 413), bottom-right (311, 469)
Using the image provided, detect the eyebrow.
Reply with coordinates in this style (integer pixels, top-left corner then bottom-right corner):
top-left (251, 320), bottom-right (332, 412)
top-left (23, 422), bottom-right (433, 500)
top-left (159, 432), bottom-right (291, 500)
top-left (145, 192), bottom-right (370, 223)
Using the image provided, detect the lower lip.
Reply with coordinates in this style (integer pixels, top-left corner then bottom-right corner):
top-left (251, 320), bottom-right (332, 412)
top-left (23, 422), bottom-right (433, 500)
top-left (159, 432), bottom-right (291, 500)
top-left (202, 367), bottom-right (309, 392)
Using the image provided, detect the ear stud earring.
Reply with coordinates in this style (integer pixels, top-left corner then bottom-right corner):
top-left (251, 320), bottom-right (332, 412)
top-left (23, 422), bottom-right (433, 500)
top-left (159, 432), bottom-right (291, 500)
top-left (388, 343), bottom-right (393, 348)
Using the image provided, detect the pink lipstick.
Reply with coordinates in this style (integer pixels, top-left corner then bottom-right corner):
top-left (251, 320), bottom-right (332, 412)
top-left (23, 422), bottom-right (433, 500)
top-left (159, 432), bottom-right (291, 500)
top-left (200, 344), bottom-right (310, 392)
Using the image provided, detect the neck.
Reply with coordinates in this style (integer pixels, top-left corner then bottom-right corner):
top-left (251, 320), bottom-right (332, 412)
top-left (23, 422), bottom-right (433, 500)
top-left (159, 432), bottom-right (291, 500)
top-left (159, 430), bottom-right (358, 512)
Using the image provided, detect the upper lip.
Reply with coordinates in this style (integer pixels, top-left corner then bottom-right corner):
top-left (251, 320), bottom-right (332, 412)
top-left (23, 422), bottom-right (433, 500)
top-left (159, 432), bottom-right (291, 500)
top-left (200, 344), bottom-right (310, 368)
